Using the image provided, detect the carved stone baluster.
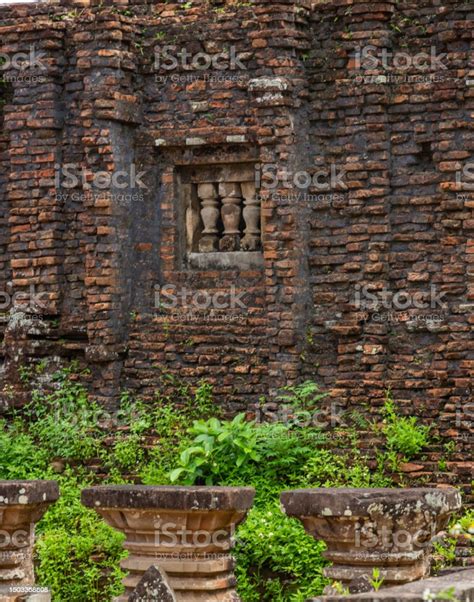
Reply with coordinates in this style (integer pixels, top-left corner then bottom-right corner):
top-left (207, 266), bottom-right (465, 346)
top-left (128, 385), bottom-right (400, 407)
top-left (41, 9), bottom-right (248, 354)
top-left (186, 206), bottom-right (200, 253)
top-left (240, 182), bottom-right (260, 251)
top-left (197, 183), bottom-right (219, 253)
top-left (219, 183), bottom-right (242, 252)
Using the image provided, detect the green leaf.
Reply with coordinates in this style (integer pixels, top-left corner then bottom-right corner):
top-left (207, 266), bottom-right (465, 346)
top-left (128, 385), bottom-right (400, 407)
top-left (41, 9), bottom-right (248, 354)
top-left (169, 468), bottom-right (185, 483)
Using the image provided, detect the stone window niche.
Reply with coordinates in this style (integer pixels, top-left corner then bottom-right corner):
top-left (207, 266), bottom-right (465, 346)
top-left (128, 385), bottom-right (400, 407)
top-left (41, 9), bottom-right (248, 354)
top-left (179, 163), bottom-right (263, 270)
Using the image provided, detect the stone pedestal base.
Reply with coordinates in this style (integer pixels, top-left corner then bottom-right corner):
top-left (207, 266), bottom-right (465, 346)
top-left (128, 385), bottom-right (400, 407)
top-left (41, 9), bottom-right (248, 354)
top-left (0, 481), bottom-right (59, 597)
top-left (281, 487), bottom-right (461, 592)
top-left (82, 486), bottom-right (254, 602)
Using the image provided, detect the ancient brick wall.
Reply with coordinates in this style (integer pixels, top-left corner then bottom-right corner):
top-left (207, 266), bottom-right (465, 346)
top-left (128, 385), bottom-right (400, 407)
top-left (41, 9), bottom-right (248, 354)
top-left (0, 0), bottom-right (471, 488)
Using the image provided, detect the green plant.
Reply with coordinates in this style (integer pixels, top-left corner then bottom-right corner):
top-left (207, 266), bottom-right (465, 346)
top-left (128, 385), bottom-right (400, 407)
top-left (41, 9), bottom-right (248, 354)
top-left (0, 419), bottom-right (48, 479)
top-left (189, 380), bottom-right (218, 418)
top-left (458, 509), bottom-right (474, 534)
top-left (432, 537), bottom-right (457, 573)
top-left (111, 434), bottom-right (144, 470)
top-left (19, 365), bottom-right (33, 384)
top-left (234, 501), bottom-right (329, 601)
top-left (170, 413), bottom-right (260, 485)
top-left (24, 375), bottom-right (104, 461)
top-left (332, 581), bottom-right (350, 595)
top-left (370, 568), bottom-right (384, 591)
top-left (382, 390), bottom-right (430, 459)
top-left (443, 440), bottom-right (456, 455)
top-left (303, 448), bottom-right (391, 489)
top-left (423, 587), bottom-right (460, 601)
top-left (36, 473), bottom-right (126, 601)
top-left (0, 374), bottom-right (420, 601)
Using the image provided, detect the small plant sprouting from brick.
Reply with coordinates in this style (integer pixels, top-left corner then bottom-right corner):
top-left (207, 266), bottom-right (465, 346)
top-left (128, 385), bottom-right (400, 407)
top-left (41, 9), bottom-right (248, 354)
top-left (369, 567), bottom-right (384, 592)
top-left (382, 389), bottom-right (431, 460)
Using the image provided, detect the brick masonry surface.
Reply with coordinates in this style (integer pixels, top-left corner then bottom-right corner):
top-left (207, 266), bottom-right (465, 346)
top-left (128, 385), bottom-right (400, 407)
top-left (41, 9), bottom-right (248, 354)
top-left (0, 0), bottom-right (472, 497)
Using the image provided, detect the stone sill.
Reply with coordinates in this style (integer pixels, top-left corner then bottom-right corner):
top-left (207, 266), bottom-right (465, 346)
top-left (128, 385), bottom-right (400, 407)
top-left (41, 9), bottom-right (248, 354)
top-left (187, 252), bottom-right (264, 270)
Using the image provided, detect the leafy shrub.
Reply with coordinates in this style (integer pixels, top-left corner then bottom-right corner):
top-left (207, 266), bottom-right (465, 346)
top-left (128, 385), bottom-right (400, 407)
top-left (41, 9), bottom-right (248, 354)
top-left (25, 375), bottom-right (104, 461)
top-left (279, 380), bottom-right (328, 411)
top-left (234, 502), bottom-right (328, 601)
top-left (302, 448), bottom-right (392, 489)
top-left (36, 473), bottom-right (126, 601)
top-left (382, 391), bottom-right (430, 459)
top-left (170, 414), bottom-right (260, 485)
top-left (0, 419), bottom-right (48, 479)
top-left (111, 435), bottom-right (144, 470)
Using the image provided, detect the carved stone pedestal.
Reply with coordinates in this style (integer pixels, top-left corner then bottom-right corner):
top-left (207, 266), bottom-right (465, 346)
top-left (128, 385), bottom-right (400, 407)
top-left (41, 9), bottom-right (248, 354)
top-left (281, 488), bottom-right (461, 593)
top-left (82, 485), bottom-right (255, 602)
top-left (0, 481), bottom-right (59, 601)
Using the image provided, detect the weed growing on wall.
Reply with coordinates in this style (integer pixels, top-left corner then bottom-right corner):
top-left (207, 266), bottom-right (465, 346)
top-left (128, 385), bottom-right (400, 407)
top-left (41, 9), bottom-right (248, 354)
top-left (382, 389), bottom-right (431, 459)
